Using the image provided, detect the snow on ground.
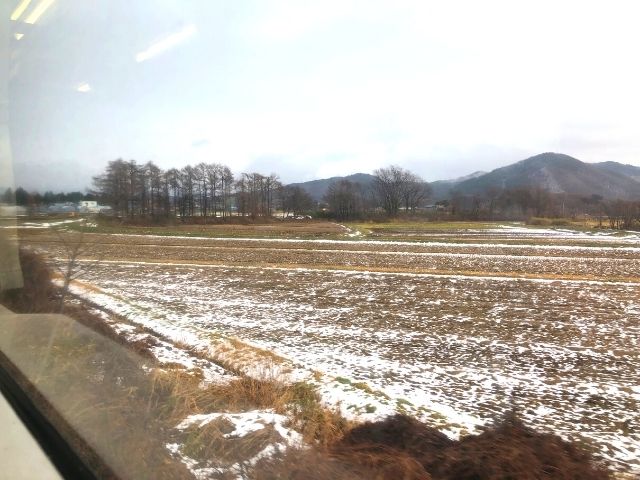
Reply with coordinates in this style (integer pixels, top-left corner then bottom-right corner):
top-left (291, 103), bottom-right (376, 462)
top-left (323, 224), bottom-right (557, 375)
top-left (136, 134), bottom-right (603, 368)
top-left (83, 256), bottom-right (640, 284)
top-left (105, 228), bottom-right (640, 246)
top-left (77, 258), bottom-right (640, 287)
top-left (39, 226), bottom-right (640, 474)
top-left (168, 410), bottom-right (304, 480)
top-left (67, 260), bottom-right (640, 473)
top-left (31, 228), bottom-right (640, 266)
top-left (177, 410), bottom-right (302, 443)
top-left (493, 224), bottom-right (640, 240)
top-left (14, 218), bottom-right (86, 228)
top-left (149, 337), bottom-right (233, 385)
top-left (339, 223), bottom-right (363, 237)
top-left (71, 296), bottom-right (235, 385)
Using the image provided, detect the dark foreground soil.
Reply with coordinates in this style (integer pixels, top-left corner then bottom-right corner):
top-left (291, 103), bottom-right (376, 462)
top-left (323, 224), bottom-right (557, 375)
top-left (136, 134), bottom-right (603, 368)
top-left (255, 414), bottom-right (611, 479)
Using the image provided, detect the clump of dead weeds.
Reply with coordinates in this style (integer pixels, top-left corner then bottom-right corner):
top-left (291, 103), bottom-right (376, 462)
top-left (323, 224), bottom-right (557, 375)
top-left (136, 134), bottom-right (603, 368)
top-left (0, 248), bottom-right (57, 313)
top-left (1, 249), bottom-right (352, 477)
top-left (0, 249), bottom-right (154, 358)
top-left (180, 417), bottom-right (284, 469)
top-left (253, 413), bottom-right (611, 480)
top-left (158, 374), bottom-right (351, 446)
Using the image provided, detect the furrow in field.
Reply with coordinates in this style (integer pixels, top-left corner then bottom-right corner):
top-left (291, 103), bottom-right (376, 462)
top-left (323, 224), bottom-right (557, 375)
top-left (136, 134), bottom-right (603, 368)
top-left (73, 261), bottom-right (640, 472)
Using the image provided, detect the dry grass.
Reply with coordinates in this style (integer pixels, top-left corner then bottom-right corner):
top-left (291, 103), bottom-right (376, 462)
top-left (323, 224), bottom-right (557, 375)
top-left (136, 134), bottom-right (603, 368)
top-left (227, 337), bottom-right (288, 364)
top-left (68, 218), bottom-right (346, 239)
top-left (171, 375), bottom-right (350, 445)
top-left (22, 227), bottom-right (640, 282)
top-left (0, 248), bottom-right (57, 313)
top-left (253, 446), bottom-right (430, 480)
top-left (0, 249), bottom-right (352, 476)
top-left (180, 417), bottom-right (283, 466)
top-left (0, 314), bottom-right (194, 479)
top-left (2, 246), bottom-right (626, 478)
top-left (143, 371), bottom-right (351, 473)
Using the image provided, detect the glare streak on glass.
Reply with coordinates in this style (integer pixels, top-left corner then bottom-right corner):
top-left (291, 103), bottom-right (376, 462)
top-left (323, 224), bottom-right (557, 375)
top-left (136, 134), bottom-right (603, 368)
top-left (23, 0), bottom-right (54, 24)
top-left (10, 0), bottom-right (31, 21)
top-left (135, 24), bottom-right (197, 63)
top-left (14, 33), bottom-right (24, 40)
top-left (76, 83), bottom-right (91, 93)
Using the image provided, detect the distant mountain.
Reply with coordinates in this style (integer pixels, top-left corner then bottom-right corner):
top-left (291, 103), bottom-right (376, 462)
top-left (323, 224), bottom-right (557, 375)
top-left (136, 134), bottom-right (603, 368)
top-left (429, 171), bottom-right (487, 201)
top-left (289, 173), bottom-right (375, 201)
top-left (449, 153), bottom-right (640, 200)
top-left (593, 161), bottom-right (640, 182)
top-left (429, 181), bottom-right (455, 201)
top-left (289, 153), bottom-right (640, 203)
top-left (449, 171), bottom-right (487, 183)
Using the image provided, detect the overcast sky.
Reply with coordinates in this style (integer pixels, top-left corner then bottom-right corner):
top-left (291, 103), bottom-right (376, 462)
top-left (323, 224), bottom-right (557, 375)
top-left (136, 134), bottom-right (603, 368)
top-left (7, 0), bottom-right (640, 192)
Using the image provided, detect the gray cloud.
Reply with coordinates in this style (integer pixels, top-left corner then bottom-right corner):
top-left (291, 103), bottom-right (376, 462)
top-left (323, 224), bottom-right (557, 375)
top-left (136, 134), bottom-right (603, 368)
top-left (7, 0), bottom-right (640, 191)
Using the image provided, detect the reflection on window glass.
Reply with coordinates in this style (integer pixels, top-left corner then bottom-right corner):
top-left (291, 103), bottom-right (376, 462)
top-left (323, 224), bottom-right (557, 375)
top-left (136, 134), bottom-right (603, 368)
top-left (1, 1), bottom-right (638, 479)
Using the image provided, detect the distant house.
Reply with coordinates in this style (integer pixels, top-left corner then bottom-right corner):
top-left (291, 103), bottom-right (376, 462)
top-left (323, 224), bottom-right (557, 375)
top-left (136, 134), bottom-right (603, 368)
top-left (78, 200), bottom-right (100, 213)
top-left (48, 202), bottom-right (77, 214)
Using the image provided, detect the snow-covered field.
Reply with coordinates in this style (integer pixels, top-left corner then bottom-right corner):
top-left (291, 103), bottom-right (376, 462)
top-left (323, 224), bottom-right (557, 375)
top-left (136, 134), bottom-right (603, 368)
top-left (24, 224), bottom-right (640, 473)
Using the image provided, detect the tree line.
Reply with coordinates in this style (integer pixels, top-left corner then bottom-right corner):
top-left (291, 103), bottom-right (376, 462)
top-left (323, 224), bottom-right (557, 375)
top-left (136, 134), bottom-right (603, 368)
top-left (8, 159), bottom-right (638, 229)
top-left (90, 160), bottom-right (432, 221)
top-left (1, 187), bottom-right (93, 206)
top-left (91, 159), bottom-right (320, 220)
top-left (1, 160), bottom-right (433, 220)
top-left (442, 187), bottom-right (640, 229)
top-left (322, 166), bottom-right (432, 220)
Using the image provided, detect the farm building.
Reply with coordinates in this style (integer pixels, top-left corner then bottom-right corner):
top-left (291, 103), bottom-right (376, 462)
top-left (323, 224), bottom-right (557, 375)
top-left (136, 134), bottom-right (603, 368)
top-left (78, 200), bottom-right (100, 213)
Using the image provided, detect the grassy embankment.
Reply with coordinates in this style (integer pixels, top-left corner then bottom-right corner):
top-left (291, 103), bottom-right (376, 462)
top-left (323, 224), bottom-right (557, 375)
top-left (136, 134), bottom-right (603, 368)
top-left (0, 250), bottom-right (349, 478)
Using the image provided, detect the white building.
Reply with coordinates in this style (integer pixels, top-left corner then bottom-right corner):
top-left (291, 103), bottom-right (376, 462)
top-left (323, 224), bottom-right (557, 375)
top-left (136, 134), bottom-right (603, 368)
top-left (78, 200), bottom-right (99, 213)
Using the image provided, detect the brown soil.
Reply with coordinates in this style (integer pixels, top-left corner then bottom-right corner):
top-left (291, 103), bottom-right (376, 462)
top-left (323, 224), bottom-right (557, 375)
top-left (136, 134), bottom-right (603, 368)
top-left (20, 229), bottom-right (640, 282)
top-left (254, 414), bottom-right (611, 479)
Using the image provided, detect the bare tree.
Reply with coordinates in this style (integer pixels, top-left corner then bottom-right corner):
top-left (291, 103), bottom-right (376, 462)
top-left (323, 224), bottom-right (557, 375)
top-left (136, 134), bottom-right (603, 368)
top-left (281, 185), bottom-right (314, 217)
top-left (220, 166), bottom-right (234, 217)
top-left (182, 165), bottom-right (196, 217)
top-left (92, 159), bottom-right (130, 217)
top-left (373, 166), bottom-right (403, 216)
top-left (264, 173), bottom-right (282, 216)
top-left (146, 161), bottom-right (163, 217)
top-left (373, 165), bottom-right (429, 216)
top-left (324, 180), bottom-right (366, 220)
top-left (195, 163), bottom-right (209, 220)
top-left (235, 172), bottom-right (282, 218)
top-left (402, 173), bottom-right (431, 213)
top-left (49, 219), bottom-right (101, 313)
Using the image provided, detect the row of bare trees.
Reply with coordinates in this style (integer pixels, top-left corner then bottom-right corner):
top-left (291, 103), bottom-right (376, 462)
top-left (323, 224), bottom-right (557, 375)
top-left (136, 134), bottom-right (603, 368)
top-left (93, 160), bottom-right (433, 221)
top-left (235, 172), bottom-right (281, 217)
top-left (323, 180), bottom-right (370, 220)
top-left (93, 159), bottom-right (290, 219)
top-left (604, 199), bottom-right (640, 229)
top-left (443, 187), bottom-right (640, 229)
